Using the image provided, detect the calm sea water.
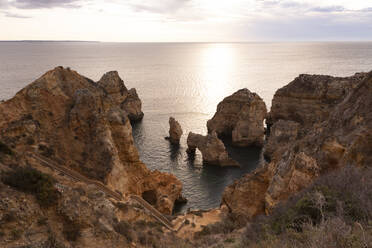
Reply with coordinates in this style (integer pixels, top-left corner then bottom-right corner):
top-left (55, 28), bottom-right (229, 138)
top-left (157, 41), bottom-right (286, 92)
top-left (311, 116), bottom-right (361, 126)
top-left (1, 42), bottom-right (372, 212)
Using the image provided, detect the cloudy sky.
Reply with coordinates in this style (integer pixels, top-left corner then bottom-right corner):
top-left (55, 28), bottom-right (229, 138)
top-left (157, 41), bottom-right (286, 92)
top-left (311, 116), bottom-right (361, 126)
top-left (1, 0), bottom-right (372, 41)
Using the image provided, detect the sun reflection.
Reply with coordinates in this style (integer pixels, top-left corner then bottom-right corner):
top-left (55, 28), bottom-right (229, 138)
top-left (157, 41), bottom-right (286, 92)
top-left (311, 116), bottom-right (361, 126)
top-left (200, 44), bottom-right (235, 114)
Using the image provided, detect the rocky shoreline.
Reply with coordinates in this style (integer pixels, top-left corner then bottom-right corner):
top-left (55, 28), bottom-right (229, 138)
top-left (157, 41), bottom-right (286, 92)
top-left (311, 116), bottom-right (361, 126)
top-left (1, 67), bottom-right (371, 247)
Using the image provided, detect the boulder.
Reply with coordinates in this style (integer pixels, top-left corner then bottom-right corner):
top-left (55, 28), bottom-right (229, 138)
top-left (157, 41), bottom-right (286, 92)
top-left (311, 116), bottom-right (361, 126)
top-left (207, 88), bottom-right (267, 147)
top-left (186, 131), bottom-right (239, 167)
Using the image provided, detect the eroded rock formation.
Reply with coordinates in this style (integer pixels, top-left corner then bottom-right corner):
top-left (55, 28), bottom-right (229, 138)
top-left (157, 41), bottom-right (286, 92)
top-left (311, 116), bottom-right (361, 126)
top-left (0, 161), bottom-right (182, 248)
top-left (97, 71), bottom-right (144, 122)
top-left (187, 131), bottom-right (239, 167)
top-left (0, 67), bottom-right (182, 214)
top-left (167, 117), bottom-right (183, 145)
top-left (207, 88), bottom-right (267, 147)
top-left (266, 73), bottom-right (365, 128)
top-left (223, 71), bottom-right (372, 219)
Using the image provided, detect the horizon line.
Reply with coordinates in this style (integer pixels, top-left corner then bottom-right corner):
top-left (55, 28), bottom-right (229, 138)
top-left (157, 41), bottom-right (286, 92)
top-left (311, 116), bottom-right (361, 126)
top-left (1, 40), bottom-right (372, 43)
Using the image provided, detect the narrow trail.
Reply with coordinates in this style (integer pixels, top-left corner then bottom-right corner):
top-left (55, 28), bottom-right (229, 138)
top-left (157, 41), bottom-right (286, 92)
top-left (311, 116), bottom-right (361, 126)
top-left (27, 152), bottom-right (176, 231)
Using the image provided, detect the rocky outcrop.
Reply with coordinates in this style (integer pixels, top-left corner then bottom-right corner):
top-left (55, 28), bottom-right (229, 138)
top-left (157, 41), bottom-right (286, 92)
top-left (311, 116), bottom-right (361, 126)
top-left (167, 117), bottom-right (183, 145)
top-left (266, 73), bottom-right (366, 128)
top-left (222, 164), bottom-right (273, 218)
top-left (0, 67), bottom-right (181, 214)
top-left (263, 120), bottom-right (300, 162)
top-left (0, 161), bottom-right (181, 248)
top-left (97, 71), bottom-right (144, 122)
top-left (187, 131), bottom-right (239, 167)
top-left (207, 89), bottom-right (267, 147)
top-left (223, 71), bottom-right (372, 219)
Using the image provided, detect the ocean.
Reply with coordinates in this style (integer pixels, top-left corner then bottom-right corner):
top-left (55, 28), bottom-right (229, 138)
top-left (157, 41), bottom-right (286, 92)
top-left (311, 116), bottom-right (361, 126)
top-left (1, 41), bottom-right (372, 212)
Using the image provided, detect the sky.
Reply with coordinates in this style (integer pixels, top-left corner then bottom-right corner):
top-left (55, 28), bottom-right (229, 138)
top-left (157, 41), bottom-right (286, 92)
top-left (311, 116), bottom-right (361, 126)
top-left (0, 0), bottom-right (372, 41)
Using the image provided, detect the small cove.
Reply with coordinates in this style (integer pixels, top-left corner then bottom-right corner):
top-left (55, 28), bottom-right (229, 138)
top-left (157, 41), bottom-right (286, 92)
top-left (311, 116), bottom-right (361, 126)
top-left (1, 41), bottom-right (372, 212)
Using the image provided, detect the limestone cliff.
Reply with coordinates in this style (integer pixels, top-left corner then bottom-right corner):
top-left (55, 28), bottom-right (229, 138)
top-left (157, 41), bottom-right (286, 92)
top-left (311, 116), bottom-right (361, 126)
top-left (207, 88), bottom-right (267, 147)
top-left (222, 71), bottom-right (372, 218)
top-left (0, 155), bottom-right (185, 248)
top-left (266, 73), bottom-right (366, 128)
top-left (0, 67), bottom-right (182, 214)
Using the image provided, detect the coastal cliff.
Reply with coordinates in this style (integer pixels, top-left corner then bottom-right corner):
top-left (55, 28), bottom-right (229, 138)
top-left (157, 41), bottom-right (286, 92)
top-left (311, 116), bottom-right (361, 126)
top-left (0, 67), bottom-right (182, 215)
top-left (222, 71), bottom-right (372, 218)
top-left (1, 67), bottom-right (371, 247)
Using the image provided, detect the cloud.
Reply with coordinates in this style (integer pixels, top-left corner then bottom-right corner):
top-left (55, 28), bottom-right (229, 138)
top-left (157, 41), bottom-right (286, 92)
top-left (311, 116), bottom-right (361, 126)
top-left (258, 0), bottom-right (368, 14)
top-left (1, 10), bottom-right (30, 18)
top-left (259, 0), bottom-right (309, 9)
top-left (240, 11), bottom-right (372, 41)
top-left (0, 0), bottom-right (10, 8)
top-left (11, 0), bottom-right (82, 9)
top-left (129, 0), bottom-right (191, 14)
top-left (309, 5), bottom-right (345, 13)
top-left (361, 7), bottom-right (372, 12)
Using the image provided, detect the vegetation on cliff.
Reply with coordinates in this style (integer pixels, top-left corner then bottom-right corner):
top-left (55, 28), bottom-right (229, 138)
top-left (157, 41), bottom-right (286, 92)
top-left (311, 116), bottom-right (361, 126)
top-left (2, 167), bottom-right (59, 207)
top-left (0, 141), bottom-right (13, 156)
top-left (193, 167), bottom-right (372, 248)
top-left (1, 68), bottom-right (372, 247)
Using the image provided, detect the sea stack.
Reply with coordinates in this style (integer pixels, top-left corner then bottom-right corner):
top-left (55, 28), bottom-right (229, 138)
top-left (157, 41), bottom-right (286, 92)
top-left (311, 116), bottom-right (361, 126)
top-left (168, 117), bottom-right (183, 145)
top-left (186, 131), bottom-right (239, 167)
top-left (207, 88), bottom-right (267, 147)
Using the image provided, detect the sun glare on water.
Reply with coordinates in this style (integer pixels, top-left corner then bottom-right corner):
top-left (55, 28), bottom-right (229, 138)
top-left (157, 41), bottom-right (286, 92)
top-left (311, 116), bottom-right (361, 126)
top-left (200, 44), bottom-right (235, 114)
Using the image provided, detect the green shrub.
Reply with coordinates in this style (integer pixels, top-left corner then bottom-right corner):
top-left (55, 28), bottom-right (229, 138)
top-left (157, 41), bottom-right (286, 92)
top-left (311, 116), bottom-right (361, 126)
top-left (241, 167), bottom-right (372, 247)
top-left (47, 232), bottom-right (66, 248)
top-left (137, 231), bottom-right (148, 245)
top-left (224, 238), bottom-right (235, 243)
top-left (2, 212), bottom-right (16, 223)
top-left (196, 213), bottom-right (244, 238)
top-left (0, 141), bottom-right (13, 155)
top-left (11, 229), bottom-right (23, 240)
top-left (114, 221), bottom-right (133, 242)
top-left (26, 137), bottom-right (35, 145)
top-left (37, 217), bottom-right (48, 226)
top-left (195, 226), bottom-right (211, 238)
top-left (115, 202), bottom-right (129, 212)
top-left (38, 144), bottom-right (54, 157)
top-left (63, 220), bottom-right (81, 241)
top-left (1, 167), bottom-right (59, 207)
top-left (134, 220), bottom-right (147, 229)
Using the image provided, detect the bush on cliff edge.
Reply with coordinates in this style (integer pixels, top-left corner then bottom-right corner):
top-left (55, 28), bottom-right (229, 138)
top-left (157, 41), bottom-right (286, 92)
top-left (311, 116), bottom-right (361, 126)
top-left (0, 141), bottom-right (13, 156)
top-left (241, 166), bottom-right (372, 248)
top-left (1, 167), bottom-right (59, 207)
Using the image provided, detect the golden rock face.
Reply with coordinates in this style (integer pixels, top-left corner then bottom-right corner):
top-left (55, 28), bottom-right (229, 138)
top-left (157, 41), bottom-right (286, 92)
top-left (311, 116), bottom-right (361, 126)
top-left (0, 66), bottom-right (182, 215)
top-left (207, 88), bottom-right (268, 147)
top-left (222, 71), bottom-right (372, 219)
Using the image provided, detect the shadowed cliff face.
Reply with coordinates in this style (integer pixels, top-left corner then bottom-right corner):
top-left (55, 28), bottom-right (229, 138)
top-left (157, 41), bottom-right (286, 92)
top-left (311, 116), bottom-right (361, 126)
top-left (0, 67), bottom-right (182, 214)
top-left (222, 71), bottom-right (372, 219)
